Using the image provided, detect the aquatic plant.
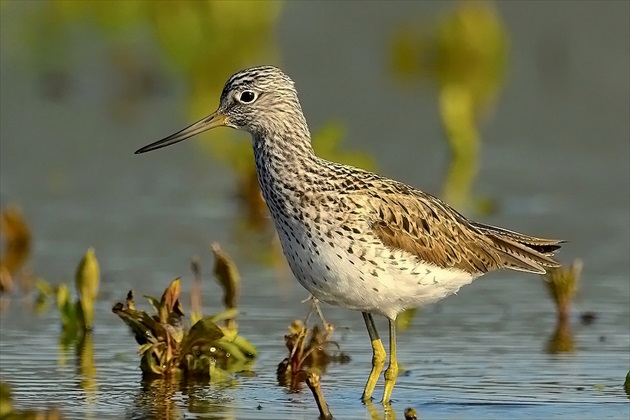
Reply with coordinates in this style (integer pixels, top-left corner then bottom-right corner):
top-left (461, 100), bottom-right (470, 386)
top-left (211, 243), bottom-right (239, 329)
top-left (75, 248), bottom-right (99, 330)
top-left (300, 369), bottom-right (332, 420)
top-left (542, 259), bottom-right (582, 323)
top-left (27, 248), bottom-right (101, 338)
top-left (56, 248), bottom-right (100, 333)
top-left (113, 246), bottom-right (257, 380)
top-left (277, 319), bottom-right (350, 390)
top-left (189, 255), bottom-right (203, 326)
top-left (276, 306), bottom-right (339, 419)
top-left (0, 205), bottom-right (32, 293)
top-left (404, 407), bottom-right (419, 420)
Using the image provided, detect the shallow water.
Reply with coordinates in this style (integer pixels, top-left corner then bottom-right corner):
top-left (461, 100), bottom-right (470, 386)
top-left (1, 1), bottom-right (629, 419)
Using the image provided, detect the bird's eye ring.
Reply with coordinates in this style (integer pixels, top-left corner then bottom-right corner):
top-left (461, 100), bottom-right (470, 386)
top-left (238, 90), bottom-right (257, 103)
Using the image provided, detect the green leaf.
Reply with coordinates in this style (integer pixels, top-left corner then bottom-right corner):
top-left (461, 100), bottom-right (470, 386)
top-left (231, 335), bottom-right (258, 357)
top-left (214, 340), bottom-right (247, 362)
top-left (140, 347), bottom-right (165, 375)
top-left (207, 308), bottom-right (240, 324)
top-left (138, 343), bottom-right (154, 356)
top-left (209, 364), bottom-right (229, 382)
top-left (180, 317), bottom-right (224, 356)
top-left (160, 278), bottom-right (180, 312)
top-left (57, 283), bottom-right (77, 330)
top-left (35, 278), bottom-right (54, 297)
top-left (144, 295), bottom-right (161, 314)
top-left (190, 311), bottom-right (202, 326)
top-left (112, 301), bottom-right (165, 345)
top-left (158, 278), bottom-right (184, 324)
top-left (211, 244), bottom-right (240, 310)
top-left (75, 248), bottom-right (100, 330)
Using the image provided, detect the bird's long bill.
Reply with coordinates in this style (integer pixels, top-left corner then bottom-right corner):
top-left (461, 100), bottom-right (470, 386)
top-left (134, 111), bottom-right (227, 154)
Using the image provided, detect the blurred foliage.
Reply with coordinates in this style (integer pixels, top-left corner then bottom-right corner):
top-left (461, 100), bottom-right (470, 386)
top-left (542, 259), bottom-right (582, 323)
top-left (75, 248), bottom-right (99, 330)
top-left (189, 256), bottom-right (203, 326)
top-left (625, 371), bottom-right (630, 398)
top-left (5, 1), bottom-right (376, 264)
top-left (0, 205), bottom-right (32, 293)
top-left (390, 1), bottom-right (509, 211)
top-left (5, 1), bottom-right (375, 246)
top-left (54, 248), bottom-right (100, 334)
top-left (210, 243), bottom-right (239, 329)
top-left (0, 382), bottom-right (63, 419)
top-left (34, 278), bottom-right (55, 314)
top-left (312, 122), bottom-right (375, 172)
top-left (542, 259), bottom-right (582, 354)
top-left (395, 308), bottom-right (418, 331)
top-left (33, 248), bottom-right (100, 341)
top-left (113, 275), bottom-right (256, 380)
top-left (190, 244), bottom-right (244, 331)
top-left (9, 0), bottom-right (283, 124)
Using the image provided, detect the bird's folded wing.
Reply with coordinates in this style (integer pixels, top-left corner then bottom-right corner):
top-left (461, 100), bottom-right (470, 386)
top-left (366, 188), bottom-right (562, 274)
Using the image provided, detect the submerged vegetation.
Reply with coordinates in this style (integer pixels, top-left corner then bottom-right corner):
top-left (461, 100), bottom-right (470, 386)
top-left (112, 245), bottom-right (257, 380)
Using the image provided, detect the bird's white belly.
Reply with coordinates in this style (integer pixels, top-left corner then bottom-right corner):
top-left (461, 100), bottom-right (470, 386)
top-left (275, 221), bottom-right (477, 319)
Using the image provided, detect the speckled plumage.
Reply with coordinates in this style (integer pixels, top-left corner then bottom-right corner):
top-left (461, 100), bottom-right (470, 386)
top-left (136, 65), bottom-right (564, 403)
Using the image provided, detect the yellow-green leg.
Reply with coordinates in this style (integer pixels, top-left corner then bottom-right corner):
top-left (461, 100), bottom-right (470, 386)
top-left (382, 317), bottom-right (399, 404)
top-left (361, 312), bottom-right (387, 402)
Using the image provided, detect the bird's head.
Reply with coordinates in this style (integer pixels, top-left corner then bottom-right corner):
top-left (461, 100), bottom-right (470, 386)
top-left (135, 66), bottom-right (307, 154)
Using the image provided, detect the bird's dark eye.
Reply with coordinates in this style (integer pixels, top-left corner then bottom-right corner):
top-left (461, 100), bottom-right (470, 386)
top-left (239, 90), bottom-right (256, 103)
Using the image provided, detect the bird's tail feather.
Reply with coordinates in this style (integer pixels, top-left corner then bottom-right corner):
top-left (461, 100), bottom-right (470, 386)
top-left (472, 222), bottom-right (564, 274)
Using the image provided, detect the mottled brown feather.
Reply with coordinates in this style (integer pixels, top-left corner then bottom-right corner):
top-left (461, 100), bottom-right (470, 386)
top-left (368, 188), bottom-right (563, 275)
